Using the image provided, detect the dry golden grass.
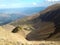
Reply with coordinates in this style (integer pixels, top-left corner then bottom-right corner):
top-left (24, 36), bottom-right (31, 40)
top-left (0, 26), bottom-right (60, 45)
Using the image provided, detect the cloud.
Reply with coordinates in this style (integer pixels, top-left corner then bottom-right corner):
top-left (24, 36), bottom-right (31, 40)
top-left (0, 3), bottom-right (23, 9)
top-left (32, 2), bottom-right (37, 6)
top-left (47, 0), bottom-right (60, 2)
top-left (0, 4), bottom-right (6, 7)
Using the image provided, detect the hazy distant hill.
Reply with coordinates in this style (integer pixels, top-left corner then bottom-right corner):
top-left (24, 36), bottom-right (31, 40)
top-left (0, 7), bottom-right (46, 25)
top-left (0, 13), bottom-right (26, 25)
top-left (0, 7), bottom-right (45, 15)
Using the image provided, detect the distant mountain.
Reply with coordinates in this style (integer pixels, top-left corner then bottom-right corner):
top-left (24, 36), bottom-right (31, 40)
top-left (0, 7), bottom-right (46, 25)
top-left (0, 7), bottom-right (46, 15)
top-left (0, 13), bottom-right (26, 25)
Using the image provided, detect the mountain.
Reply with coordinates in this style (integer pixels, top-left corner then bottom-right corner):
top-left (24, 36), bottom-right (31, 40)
top-left (26, 3), bottom-right (60, 40)
top-left (0, 3), bottom-right (60, 45)
top-left (0, 7), bottom-right (46, 15)
top-left (0, 7), bottom-right (46, 25)
top-left (9, 3), bottom-right (60, 41)
top-left (0, 13), bottom-right (26, 25)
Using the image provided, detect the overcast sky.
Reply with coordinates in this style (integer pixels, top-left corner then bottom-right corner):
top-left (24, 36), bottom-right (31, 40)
top-left (0, 0), bottom-right (60, 9)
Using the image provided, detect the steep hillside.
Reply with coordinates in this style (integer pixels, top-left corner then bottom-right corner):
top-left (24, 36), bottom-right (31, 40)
top-left (9, 3), bottom-right (60, 41)
top-left (26, 3), bottom-right (60, 40)
top-left (0, 3), bottom-right (60, 45)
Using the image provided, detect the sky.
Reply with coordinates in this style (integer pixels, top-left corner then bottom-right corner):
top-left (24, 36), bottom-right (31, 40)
top-left (0, 0), bottom-right (60, 9)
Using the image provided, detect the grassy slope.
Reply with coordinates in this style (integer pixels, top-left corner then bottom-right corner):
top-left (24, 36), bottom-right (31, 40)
top-left (1, 4), bottom-right (60, 45)
top-left (0, 26), bottom-right (28, 45)
top-left (0, 26), bottom-right (60, 45)
top-left (9, 16), bottom-right (30, 27)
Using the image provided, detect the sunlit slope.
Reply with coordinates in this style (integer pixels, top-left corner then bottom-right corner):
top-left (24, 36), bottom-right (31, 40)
top-left (0, 26), bottom-right (28, 45)
top-left (0, 26), bottom-right (60, 45)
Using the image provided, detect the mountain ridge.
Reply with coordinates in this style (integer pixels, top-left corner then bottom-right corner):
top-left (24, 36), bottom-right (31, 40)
top-left (2, 3), bottom-right (60, 41)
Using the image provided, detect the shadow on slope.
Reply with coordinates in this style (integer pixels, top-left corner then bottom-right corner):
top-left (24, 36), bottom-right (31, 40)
top-left (26, 3), bottom-right (60, 41)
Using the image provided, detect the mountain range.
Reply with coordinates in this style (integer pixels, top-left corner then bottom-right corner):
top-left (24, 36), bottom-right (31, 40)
top-left (0, 3), bottom-right (60, 45)
top-left (8, 3), bottom-right (60, 41)
top-left (0, 7), bottom-right (46, 25)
